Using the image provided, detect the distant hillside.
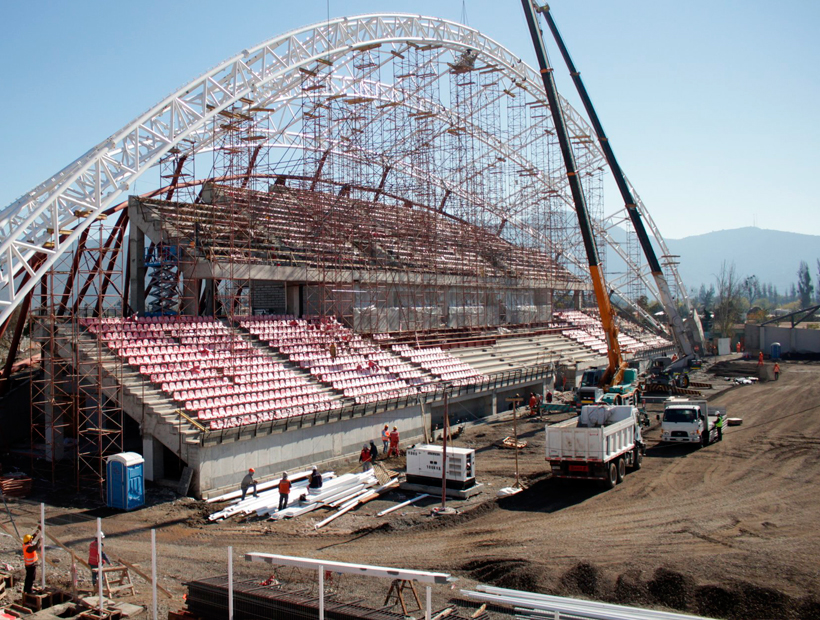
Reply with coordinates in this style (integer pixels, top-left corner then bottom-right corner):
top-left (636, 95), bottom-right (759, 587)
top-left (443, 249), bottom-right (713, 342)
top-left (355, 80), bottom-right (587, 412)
top-left (665, 227), bottom-right (819, 292)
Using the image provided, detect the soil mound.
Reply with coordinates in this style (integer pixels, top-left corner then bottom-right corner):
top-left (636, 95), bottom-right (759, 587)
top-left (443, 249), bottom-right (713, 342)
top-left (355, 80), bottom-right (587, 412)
top-left (614, 569), bottom-right (650, 605)
top-left (560, 562), bottom-right (601, 597)
top-left (461, 558), bottom-right (540, 592)
top-left (647, 568), bottom-right (695, 612)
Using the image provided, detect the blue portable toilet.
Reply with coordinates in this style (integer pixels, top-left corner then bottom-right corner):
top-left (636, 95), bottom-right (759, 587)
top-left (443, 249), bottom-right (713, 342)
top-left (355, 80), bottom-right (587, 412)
top-left (106, 452), bottom-right (145, 511)
top-left (770, 342), bottom-right (782, 360)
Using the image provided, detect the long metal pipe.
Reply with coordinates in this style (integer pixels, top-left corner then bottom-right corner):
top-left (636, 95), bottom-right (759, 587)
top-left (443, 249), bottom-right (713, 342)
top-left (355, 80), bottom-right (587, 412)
top-left (537, 3), bottom-right (695, 357)
top-left (462, 587), bottom-right (713, 620)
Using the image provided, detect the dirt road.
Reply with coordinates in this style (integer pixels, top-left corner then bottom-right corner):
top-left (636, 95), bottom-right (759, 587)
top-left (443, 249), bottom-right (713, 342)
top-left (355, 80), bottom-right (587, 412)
top-left (3, 359), bottom-right (819, 619)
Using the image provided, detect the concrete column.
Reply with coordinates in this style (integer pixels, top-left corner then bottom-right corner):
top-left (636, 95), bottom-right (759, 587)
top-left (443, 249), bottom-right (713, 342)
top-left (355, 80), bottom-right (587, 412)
top-left (573, 290), bottom-right (581, 310)
top-left (41, 340), bottom-right (65, 463)
top-left (128, 222), bottom-right (146, 315)
top-left (286, 284), bottom-right (300, 317)
top-left (142, 436), bottom-right (164, 482)
top-left (181, 275), bottom-right (200, 316)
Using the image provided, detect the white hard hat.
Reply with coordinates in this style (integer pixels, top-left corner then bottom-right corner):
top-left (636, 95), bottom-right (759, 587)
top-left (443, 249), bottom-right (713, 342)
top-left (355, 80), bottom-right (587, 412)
top-left (99, 532), bottom-right (105, 539)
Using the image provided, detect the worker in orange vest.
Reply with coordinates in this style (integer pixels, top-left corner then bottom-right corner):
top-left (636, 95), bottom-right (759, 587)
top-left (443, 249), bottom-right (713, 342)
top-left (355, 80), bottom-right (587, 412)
top-left (22, 526), bottom-right (41, 594)
top-left (88, 533), bottom-right (111, 587)
top-left (381, 424), bottom-right (390, 455)
top-left (277, 473), bottom-right (291, 511)
top-left (758, 351), bottom-right (764, 366)
top-left (774, 362), bottom-right (781, 380)
top-left (736, 341), bottom-right (741, 353)
top-left (359, 444), bottom-right (373, 471)
top-left (387, 427), bottom-right (400, 457)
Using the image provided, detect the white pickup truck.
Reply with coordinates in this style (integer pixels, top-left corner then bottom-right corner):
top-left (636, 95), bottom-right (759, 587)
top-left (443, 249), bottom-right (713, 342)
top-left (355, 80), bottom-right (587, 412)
top-left (660, 398), bottom-right (726, 447)
top-left (546, 405), bottom-right (645, 489)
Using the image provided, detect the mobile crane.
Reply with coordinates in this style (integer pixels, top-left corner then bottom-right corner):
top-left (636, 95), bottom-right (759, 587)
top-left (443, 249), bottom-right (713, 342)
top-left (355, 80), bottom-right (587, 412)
top-left (521, 1), bottom-right (704, 396)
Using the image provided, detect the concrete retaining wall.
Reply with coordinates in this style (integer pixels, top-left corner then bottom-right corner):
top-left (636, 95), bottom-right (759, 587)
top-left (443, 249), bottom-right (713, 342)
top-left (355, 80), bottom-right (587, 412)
top-left (196, 405), bottom-right (425, 497)
top-left (745, 324), bottom-right (820, 355)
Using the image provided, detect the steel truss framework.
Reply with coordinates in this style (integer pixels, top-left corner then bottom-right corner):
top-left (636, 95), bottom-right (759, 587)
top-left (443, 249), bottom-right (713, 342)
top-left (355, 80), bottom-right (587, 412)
top-left (0, 13), bottom-right (692, 339)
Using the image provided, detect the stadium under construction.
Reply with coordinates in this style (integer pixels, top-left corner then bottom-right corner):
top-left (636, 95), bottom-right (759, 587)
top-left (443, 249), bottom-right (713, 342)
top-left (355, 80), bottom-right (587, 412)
top-left (0, 14), bottom-right (697, 498)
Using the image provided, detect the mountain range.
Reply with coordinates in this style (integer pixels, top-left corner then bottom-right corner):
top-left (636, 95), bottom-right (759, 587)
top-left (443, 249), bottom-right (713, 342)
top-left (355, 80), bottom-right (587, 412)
top-left (664, 227), bottom-right (819, 293)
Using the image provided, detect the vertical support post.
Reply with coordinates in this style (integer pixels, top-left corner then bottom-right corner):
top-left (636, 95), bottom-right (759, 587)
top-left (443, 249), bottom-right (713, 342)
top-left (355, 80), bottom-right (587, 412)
top-left (318, 565), bottom-right (325, 620)
top-left (425, 585), bottom-right (431, 620)
top-left (441, 391), bottom-right (449, 510)
top-left (40, 503), bottom-right (45, 588)
top-left (151, 529), bottom-right (157, 620)
top-left (513, 399), bottom-right (520, 488)
top-left (228, 546), bottom-right (233, 620)
top-left (97, 518), bottom-right (103, 614)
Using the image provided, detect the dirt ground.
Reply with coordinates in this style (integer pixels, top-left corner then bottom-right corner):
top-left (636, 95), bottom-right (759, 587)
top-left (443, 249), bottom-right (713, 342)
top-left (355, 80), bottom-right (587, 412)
top-left (3, 357), bottom-right (820, 620)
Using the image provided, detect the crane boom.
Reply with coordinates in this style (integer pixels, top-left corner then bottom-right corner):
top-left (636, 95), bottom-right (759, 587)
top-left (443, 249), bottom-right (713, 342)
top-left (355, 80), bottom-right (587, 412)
top-left (520, 0), bottom-right (624, 385)
top-left (534, 2), bottom-right (699, 358)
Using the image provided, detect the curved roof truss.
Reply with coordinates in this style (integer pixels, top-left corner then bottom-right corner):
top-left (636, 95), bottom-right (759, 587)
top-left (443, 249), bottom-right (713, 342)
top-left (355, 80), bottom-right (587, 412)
top-left (0, 13), bottom-right (683, 330)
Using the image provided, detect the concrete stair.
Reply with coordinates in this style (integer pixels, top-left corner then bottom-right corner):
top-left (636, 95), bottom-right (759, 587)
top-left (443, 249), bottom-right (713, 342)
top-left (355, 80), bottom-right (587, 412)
top-left (62, 325), bottom-right (201, 464)
top-left (450, 332), bottom-right (604, 374)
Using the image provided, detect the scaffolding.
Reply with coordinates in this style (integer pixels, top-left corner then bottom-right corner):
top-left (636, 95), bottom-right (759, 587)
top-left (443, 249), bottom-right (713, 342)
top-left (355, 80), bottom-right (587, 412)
top-left (29, 218), bottom-right (124, 495)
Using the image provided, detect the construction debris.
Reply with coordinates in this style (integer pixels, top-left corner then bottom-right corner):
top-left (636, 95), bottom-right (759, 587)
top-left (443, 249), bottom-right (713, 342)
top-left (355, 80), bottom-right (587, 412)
top-left (207, 469), bottom-right (401, 526)
top-left (0, 473), bottom-right (33, 498)
top-left (376, 494), bottom-right (430, 517)
top-left (499, 436), bottom-right (527, 449)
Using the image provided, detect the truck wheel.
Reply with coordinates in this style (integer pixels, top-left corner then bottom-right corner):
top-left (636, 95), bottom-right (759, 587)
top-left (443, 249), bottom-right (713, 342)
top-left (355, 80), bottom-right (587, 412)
top-left (678, 374), bottom-right (690, 388)
top-left (632, 448), bottom-right (643, 470)
top-left (604, 462), bottom-right (618, 489)
top-left (616, 457), bottom-right (626, 483)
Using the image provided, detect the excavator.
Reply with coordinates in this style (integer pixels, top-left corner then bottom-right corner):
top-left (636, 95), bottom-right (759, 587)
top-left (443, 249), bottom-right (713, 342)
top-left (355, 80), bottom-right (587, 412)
top-left (520, 1), bottom-right (703, 402)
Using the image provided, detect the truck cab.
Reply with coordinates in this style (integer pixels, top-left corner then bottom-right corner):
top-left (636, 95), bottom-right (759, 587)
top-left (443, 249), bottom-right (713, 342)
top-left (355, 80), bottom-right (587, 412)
top-left (575, 367), bottom-right (639, 409)
top-left (660, 398), bottom-right (725, 447)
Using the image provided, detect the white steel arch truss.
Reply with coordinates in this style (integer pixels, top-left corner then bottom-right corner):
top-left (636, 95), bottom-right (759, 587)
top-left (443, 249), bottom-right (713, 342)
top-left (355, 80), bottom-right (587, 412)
top-left (0, 13), bottom-right (684, 331)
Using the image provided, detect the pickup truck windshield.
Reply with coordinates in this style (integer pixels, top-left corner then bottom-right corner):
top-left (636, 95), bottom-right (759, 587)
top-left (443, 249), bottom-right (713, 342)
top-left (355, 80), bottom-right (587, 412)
top-left (664, 409), bottom-right (697, 423)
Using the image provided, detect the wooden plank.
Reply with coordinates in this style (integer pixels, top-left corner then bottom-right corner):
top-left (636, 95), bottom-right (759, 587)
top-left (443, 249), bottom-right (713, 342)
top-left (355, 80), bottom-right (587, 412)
top-left (107, 553), bottom-right (173, 599)
top-left (177, 467), bottom-right (194, 497)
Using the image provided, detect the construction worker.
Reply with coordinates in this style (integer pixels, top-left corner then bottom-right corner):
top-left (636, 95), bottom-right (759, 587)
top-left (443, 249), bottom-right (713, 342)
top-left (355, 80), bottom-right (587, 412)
top-left (381, 424), bottom-right (390, 455)
top-left (369, 440), bottom-right (379, 463)
top-left (277, 473), bottom-right (291, 511)
top-left (22, 525), bottom-right (41, 594)
top-left (89, 533), bottom-right (111, 587)
top-left (240, 468), bottom-right (258, 501)
top-left (529, 393), bottom-right (538, 416)
top-left (716, 415), bottom-right (724, 442)
top-left (774, 362), bottom-right (781, 380)
top-left (359, 444), bottom-right (373, 471)
top-left (736, 341), bottom-right (741, 354)
top-left (758, 351), bottom-right (764, 366)
top-left (387, 426), bottom-right (400, 458)
top-left (308, 467), bottom-right (323, 492)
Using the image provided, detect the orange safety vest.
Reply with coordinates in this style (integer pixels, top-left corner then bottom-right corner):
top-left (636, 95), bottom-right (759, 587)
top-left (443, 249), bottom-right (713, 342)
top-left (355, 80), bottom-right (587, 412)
top-left (278, 479), bottom-right (291, 494)
top-left (23, 543), bottom-right (38, 566)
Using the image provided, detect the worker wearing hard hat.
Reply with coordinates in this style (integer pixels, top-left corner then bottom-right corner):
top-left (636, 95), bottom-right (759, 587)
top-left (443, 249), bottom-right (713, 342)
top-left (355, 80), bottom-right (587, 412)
top-left (22, 525), bottom-right (42, 594)
top-left (88, 533), bottom-right (111, 587)
top-left (240, 468), bottom-right (258, 501)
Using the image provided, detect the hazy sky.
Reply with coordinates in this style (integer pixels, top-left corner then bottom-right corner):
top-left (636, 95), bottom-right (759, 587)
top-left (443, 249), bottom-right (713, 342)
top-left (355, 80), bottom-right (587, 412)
top-left (1, 1), bottom-right (818, 240)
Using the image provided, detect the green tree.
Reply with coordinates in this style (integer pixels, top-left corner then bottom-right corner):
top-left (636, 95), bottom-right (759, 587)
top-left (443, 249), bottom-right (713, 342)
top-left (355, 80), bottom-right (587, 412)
top-left (797, 261), bottom-right (814, 308)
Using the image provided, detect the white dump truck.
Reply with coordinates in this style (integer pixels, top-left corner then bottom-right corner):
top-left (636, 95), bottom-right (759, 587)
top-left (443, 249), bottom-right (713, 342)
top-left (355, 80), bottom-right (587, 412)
top-left (660, 398), bottom-right (727, 447)
top-left (546, 404), bottom-right (645, 489)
